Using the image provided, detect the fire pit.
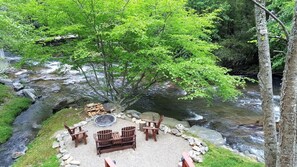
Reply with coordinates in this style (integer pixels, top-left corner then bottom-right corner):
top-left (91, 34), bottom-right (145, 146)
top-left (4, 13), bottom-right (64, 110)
top-left (95, 114), bottom-right (116, 127)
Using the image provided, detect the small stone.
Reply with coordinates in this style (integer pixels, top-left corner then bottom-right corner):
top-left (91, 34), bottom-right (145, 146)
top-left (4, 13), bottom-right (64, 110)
top-left (175, 132), bottom-right (182, 136)
top-left (60, 161), bottom-right (66, 166)
top-left (70, 160), bottom-right (81, 165)
top-left (181, 135), bottom-right (191, 140)
top-left (192, 146), bottom-right (201, 152)
top-left (201, 142), bottom-right (207, 147)
top-left (132, 118), bottom-right (137, 123)
top-left (65, 156), bottom-right (74, 164)
top-left (11, 152), bottom-right (24, 159)
top-left (52, 141), bottom-right (60, 148)
top-left (175, 124), bottom-right (185, 131)
top-left (192, 155), bottom-right (203, 163)
top-left (56, 153), bottom-right (63, 159)
top-left (188, 138), bottom-right (195, 146)
top-left (62, 154), bottom-right (70, 160)
top-left (56, 134), bottom-right (61, 139)
top-left (188, 150), bottom-right (203, 162)
top-left (57, 136), bottom-right (63, 142)
top-left (59, 141), bottom-right (65, 147)
top-left (60, 148), bottom-right (68, 154)
top-left (194, 138), bottom-right (202, 146)
top-left (171, 128), bottom-right (179, 135)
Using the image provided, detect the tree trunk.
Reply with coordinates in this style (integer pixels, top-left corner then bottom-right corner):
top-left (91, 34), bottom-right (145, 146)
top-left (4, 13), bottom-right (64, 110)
top-left (278, 1), bottom-right (297, 167)
top-left (254, 0), bottom-right (278, 166)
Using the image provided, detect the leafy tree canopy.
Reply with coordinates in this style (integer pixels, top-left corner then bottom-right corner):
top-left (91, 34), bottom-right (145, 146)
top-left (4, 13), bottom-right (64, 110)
top-left (0, 0), bottom-right (244, 108)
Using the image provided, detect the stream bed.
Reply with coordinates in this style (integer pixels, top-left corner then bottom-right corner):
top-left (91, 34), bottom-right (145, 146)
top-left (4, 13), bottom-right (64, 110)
top-left (0, 52), bottom-right (281, 165)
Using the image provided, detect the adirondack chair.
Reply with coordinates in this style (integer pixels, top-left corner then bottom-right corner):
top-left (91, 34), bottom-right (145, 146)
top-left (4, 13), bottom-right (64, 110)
top-left (121, 126), bottom-right (136, 150)
top-left (94, 130), bottom-right (113, 156)
top-left (64, 124), bottom-right (88, 147)
top-left (143, 115), bottom-right (164, 141)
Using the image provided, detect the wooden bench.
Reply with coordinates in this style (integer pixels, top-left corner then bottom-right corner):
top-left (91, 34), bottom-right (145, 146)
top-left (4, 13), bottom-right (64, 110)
top-left (94, 126), bottom-right (136, 156)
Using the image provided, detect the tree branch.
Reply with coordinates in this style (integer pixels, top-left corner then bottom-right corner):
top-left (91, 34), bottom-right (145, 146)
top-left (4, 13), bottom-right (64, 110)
top-left (251, 0), bottom-right (289, 42)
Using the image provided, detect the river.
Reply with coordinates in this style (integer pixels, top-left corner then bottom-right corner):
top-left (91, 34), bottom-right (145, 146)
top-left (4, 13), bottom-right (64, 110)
top-left (0, 52), bottom-right (281, 165)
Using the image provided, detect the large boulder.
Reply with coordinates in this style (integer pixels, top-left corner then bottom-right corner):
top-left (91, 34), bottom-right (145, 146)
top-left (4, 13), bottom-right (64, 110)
top-left (188, 125), bottom-right (225, 146)
top-left (163, 117), bottom-right (190, 128)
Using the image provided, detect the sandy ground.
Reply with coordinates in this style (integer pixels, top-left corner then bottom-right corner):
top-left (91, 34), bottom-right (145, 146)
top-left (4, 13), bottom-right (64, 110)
top-left (64, 118), bottom-right (191, 167)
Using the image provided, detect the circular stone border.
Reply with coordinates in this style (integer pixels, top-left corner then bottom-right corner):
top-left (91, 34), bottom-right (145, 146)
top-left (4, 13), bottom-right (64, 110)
top-left (94, 114), bottom-right (117, 127)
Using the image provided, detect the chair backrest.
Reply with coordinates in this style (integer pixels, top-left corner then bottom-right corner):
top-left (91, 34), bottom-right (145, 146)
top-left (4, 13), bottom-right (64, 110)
top-left (156, 115), bottom-right (164, 128)
top-left (64, 124), bottom-right (76, 140)
top-left (97, 130), bottom-right (112, 140)
top-left (121, 126), bottom-right (135, 142)
top-left (96, 130), bottom-right (113, 147)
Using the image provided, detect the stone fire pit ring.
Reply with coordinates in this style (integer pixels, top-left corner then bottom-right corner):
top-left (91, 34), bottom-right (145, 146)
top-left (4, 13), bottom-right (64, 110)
top-left (94, 114), bottom-right (117, 127)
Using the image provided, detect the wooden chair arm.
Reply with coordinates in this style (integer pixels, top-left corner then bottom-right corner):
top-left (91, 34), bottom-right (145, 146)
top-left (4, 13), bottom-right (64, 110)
top-left (71, 130), bottom-right (88, 137)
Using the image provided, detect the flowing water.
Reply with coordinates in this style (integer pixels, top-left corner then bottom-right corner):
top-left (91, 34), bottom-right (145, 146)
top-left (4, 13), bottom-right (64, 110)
top-left (131, 78), bottom-right (282, 159)
top-left (0, 51), bottom-right (282, 165)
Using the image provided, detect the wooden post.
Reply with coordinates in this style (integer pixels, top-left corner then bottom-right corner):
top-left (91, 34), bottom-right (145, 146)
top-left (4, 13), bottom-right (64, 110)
top-left (181, 152), bottom-right (195, 167)
top-left (104, 157), bottom-right (116, 167)
top-left (139, 121), bottom-right (146, 132)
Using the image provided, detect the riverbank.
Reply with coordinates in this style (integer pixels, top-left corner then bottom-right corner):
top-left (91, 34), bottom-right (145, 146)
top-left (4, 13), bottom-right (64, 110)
top-left (13, 108), bottom-right (84, 166)
top-left (0, 84), bottom-right (31, 144)
top-left (14, 107), bottom-right (263, 167)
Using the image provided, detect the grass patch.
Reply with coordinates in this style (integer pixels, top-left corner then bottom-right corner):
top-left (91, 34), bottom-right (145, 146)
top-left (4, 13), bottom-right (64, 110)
top-left (13, 108), bottom-right (85, 167)
top-left (196, 144), bottom-right (264, 167)
top-left (0, 84), bottom-right (31, 143)
top-left (0, 84), bottom-right (14, 103)
top-left (183, 131), bottom-right (264, 167)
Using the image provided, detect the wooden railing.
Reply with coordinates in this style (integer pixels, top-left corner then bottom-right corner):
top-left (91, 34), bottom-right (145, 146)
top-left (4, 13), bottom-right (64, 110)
top-left (104, 157), bottom-right (117, 167)
top-left (182, 152), bottom-right (195, 167)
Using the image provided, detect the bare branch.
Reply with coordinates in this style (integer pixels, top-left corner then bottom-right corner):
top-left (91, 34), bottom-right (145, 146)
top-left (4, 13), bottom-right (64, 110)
top-left (250, 0), bottom-right (289, 41)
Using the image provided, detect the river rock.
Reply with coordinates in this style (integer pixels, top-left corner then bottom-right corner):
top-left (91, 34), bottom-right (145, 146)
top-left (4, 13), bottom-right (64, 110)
top-left (0, 78), bottom-right (13, 85)
top-left (15, 69), bottom-right (28, 76)
top-left (13, 82), bottom-right (24, 91)
top-left (103, 102), bottom-right (122, 113)
top-left (162, 117), bottom-right (190, 128)
top-left (11, 152), bottom-right (24, 159)
top-left (188, 125), bottom-right (225, 146)
top-left (22, 88), bottom-right (37, 101)
top-left (32, 122), bottom-right (42, 129)
top-left (140, 112), bottom-right (160, 121)
top-left (125, 110), bottom-right (141, 119)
